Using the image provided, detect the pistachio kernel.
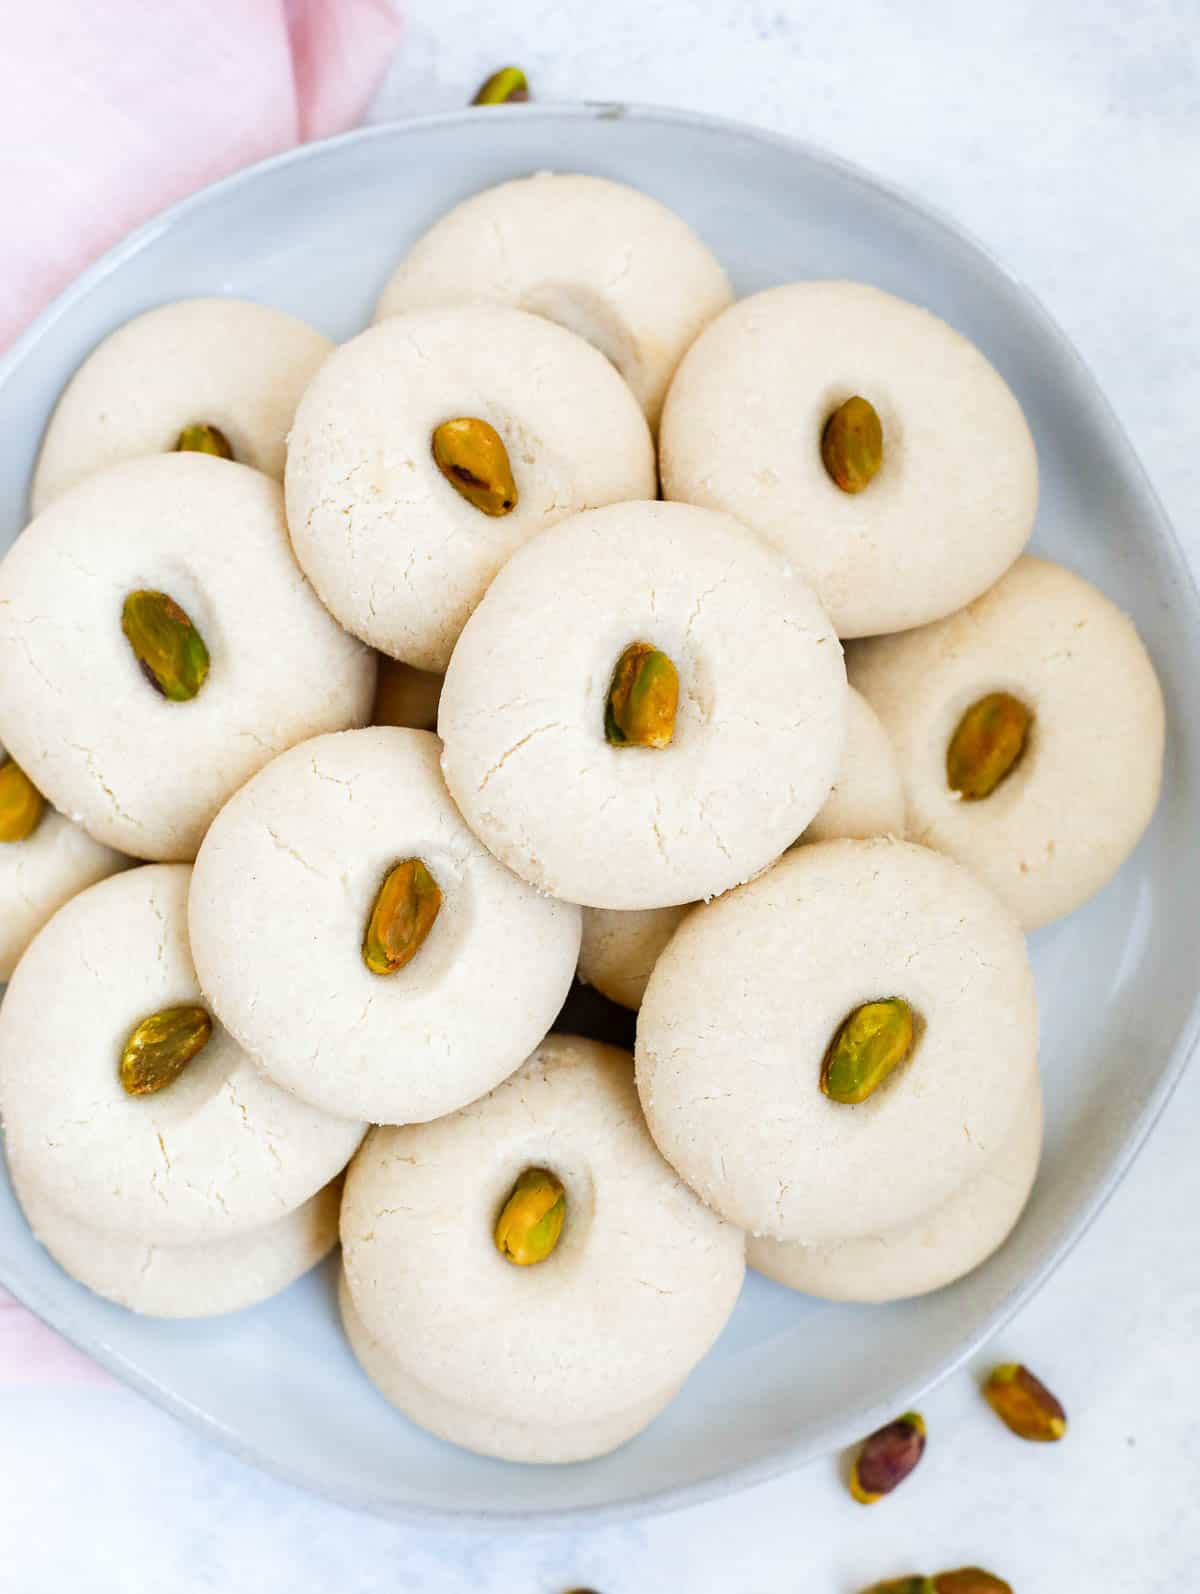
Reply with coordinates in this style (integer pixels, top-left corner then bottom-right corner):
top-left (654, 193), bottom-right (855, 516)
top-left (431, 417), bottom-right (518, 515)
top-left (933, 1571), bottom-right (1013, 1594)
top-left (850, 1411), bottom-right (926, 1504)
top-left (119, 1005), bottom-right (212, 1096)
top-left (859, 1581), bottom-right (935, 1594)
top-left (821, 997), bottom-right (917, 1105)
top-left (605, 642), bottom-right (679, 749)
top-left (983, 1362), bottom-right (1067, 1442)
top-left (121, 589), bottom-right (210, 701)
top-left (0, 757), bottom-right (46, 843)
top-left (821, 396), bottom-right (884, 493)
top-left (175, 422), bottom-right (233, 459)
top-left (362, 858), bottom-right (443, 976)
top-left (472, 66), bottom-right (530, 105)
top-left (494, 1167), bottom-right (566, 1265)
top-left (946, 692), bottom-right (1031, 801)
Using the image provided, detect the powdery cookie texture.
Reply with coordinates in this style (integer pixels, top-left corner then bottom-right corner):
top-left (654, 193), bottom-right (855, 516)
top-left (0, 743), bottom-right (129, 981)
top-left (189, 728), bottom-right (581, 1125)
top-left (340, 1035), bottom-right (744, 1464)
top-left (374, 173), bottom-right (733, 430)
top-left (285, 308), bottom-right (655, 673)
top-left (0, 865), bottom-right (364, 1244)
top-left (372, 656), bottom-right (442, 731)
top-left (11, 1170), bottom-right (341, 1319)
top-left (577, 688), bottom-right (903, 1009)
top-left (31, 298), bottom-right (332, 512)
top-left (439, 501), bottom-right (847, 909)
top-left (0, 454), bottom-right (375, 860)
top-left (660, 281), bottom-right (1038, 638)
top-left (748, 1082), bottom-right (1043, 1302)
top-left (848, 555), bottom-right (1166, 929)
top-left (636, 838), bottom-right (1039, 1244)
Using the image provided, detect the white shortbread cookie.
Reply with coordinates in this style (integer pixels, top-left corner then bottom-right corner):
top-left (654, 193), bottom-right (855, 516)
top-left (636, 838), bottom-right (1038, 1244)
top-left (11, 1168), bottom-right (341, 1319)
top-left (340, 1035), bottom-right (744, 1464)
top-left (285, 308), bottom-right (655, 673)
top-left (0, 455), bottom-right (375, 861)
top-left (372, 656), bottom-right (442, 732)
top-left (577, 688), bottom-right (903, 1009)
top-left (0, 865), bottom-right (364, 1243)
top-left (374, 173), bottom-right (733, 429)
top-left (31, 298), bottom-right (332, 512)
top-left (439, 501), bottom-right (847, 909)
top-left (660, 282), bottom-right (1038, 637)
top-left (0, 743), bottom-right (129, 981)
top-left (748, 1082), bottom-right (1043, 1301)
top-left (848, 555), bottom-right (1165, 929)
top-left (189, 729), bottom-right (581, 1125)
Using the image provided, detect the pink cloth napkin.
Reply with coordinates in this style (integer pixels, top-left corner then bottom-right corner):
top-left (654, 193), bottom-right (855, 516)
top-left (0, 0), bottom-right (402, 352)
top-left (0, 0), bottom-right (400, 1382)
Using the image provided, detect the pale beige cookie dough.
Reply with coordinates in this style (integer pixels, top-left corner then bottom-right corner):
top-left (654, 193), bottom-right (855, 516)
top-left (848, 555), bottom-right (1165, 929)
top-left (636, 838), bottom-right (1039, 1244)
top-left (372, 656), bottom-right (442, 731)
top-left (285, 308), bottom-right (655, 673)
top-left (0, 454), bottom-right (375, 860)
top-left (11, 1169), bottom-right (341, 1319)
top-left (0, 865), bottom-right (365, 1243)
top-left (31, 298), bottom-right (332, 512)
top-left (0, 744), bottom-right (129, 981)
top-left (340, 1035), bottom-right (744, 1463)
top-left (660, 281), bottom-right (1038, 637)
top-left (578, 687), bottom-right (902, 1009)
top-left (374, 173), bottom-right (733, 430)
top-left (439, 501), bottom-right (847, 909)
top-left (748, 1082), bottom-right (1043, 1302)
top-left (189, 729), bottom-right (581, 1125)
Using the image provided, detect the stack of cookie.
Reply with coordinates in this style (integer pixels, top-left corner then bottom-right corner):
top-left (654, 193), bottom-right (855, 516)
top-left (0, 171), bottom-right (1164, 1463)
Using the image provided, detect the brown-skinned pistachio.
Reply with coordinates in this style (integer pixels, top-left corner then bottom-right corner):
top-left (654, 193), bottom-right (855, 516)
top-left (362, 858), bottom-right (443, 976)
top-left (821, 997), bottom-right (917, 1105)
top-left (850, 1410), bottom-right (926, 1503)
top-left (946, 693), bottom-right (1031, 801)
top-left (0, 758), bottom-right (46, 843)
top-left (472, 66), bottom-right (530, 104)
top-left (119, 1005), bottom-right (212, 1096)
top-left (431, 417), bottom-right (518, 515)
top-left (821, 396), bottom-right (883, 493)
top-left (983, 1362), bottom-right (1067, 1442)
top-left (605, 642), bottom-right (679, 749)
top-left (933, 1571), bottom-right (1013, 1594)
top-left (494, 1167), bottom-right (566, 1265)
top-left (121, 590), bottom-right (210, 701)
top-left (175, 423), bottom-right (233, 459)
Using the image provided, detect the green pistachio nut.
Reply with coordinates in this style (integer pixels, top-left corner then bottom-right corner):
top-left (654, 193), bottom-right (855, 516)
top-left (175, 423), bottom-right (233, 459)
top-left (119, 1004), bottom-right (212, 1096)
top-left (431, 417), bottom-right (518, 515)
top-left (121, 590), bottom-right (210, 701)
top-left (946, 692), bottom-right (1031, 801)
top-left (362, 858), bottom-right (443, 975)
top-left (494, 1167), bottom-right (566, 1265)
top-left (472, 66), bottom-right (530, 104)
top-left (983, 1362), bottom-right (1067, 1442)
top-left (605, 642), bottom-right (680, 749)
top-left (821, 396), bottom-right (883, 493)
top-left (821, 997), bottom-right (917, 1105)
top-left (0, 758), bottom-right (46, 843)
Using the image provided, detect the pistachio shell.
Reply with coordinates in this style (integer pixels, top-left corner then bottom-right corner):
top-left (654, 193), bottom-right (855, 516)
top-left (0, 758), bottom-right (46, 843)
top-left (605, 642), bottom-right (679, 749)
top-left (850, 1411), bottom-right (927, 1503)
top-left (175, 422), bottom-right (233, 459)
top-left (983, 1362), bottom-right (1067, 1442)
top-left (494, 1167), bottom-right (566, 1265)
top-left (472, 66), bottom-right (530, 104)
top-left (121, 589), bottom-right (210, 701)
top-left (821, 396), bottom-right (883, 493)
top-left (946, 693), bottom-right (1032, 801)
top-left (362, 858), bottom-right (443, 975)
top-left (821, 997), bottom-right (917, 1105)
top-left (431, 417), bottom-right (518, 515)
top-left (119, 1005), bottom-right (212, 1096)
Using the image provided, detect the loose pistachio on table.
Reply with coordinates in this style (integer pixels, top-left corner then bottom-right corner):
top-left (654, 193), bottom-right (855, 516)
top-left (605, 642), bottom-right (679, 749)
top-left (849, 1410), bottom-right (926, 1503)
top-left (119, 1005), bottom-right (213, 1097)
top-left (821, 997), bottom-right (917, 1105)
top-left (431, 417), bottom-right (518, 515)
top-left (983, 1362), bottom-right (1067, 1442)
top-left (0, 757), bottom-right (46, 843)
top-left (821, 395), bottom-right (883, 493)
top-left (362, 858), bottom-right (443, 976)
top-left (861, 1572), bottom-right (1012, 1594)
top-left (121, 589), bottom-right (210, 701)
top-left (472, 66), bottom-right (530, 105)
top-left (946, 693), bottom-right (1031, 801)
top-left (175, 422), bottom-right (233, 459)
top-left (495, 1167), bottom-right (566, 1265)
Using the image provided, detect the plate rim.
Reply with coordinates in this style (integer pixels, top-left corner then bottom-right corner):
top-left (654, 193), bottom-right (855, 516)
top-left (1, 99), bottom-right (1197, 1531)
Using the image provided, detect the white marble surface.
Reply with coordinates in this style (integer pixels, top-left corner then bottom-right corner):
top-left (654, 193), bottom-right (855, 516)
top-left (3, 2), bottom-right (1199, 1588)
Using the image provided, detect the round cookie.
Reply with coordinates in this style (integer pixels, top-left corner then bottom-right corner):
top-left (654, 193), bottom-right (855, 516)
top-left (577, 688), bottom-right (903, 1010)
top-left (31, 298), bottom-right (332, 513)
top-left (373, 656), bottom-right (442, 732)
top-left (11, 1170), bottom-right (341, 1319)
top-left (0, 744), bottom-right (129, 981)
top-left (0, 454), bottom-right (375, 860)
top-left (636, 838), bottom-right (1039, 1244)
top-left (660, 281), bottom-right (1038, 637)
top-left (340, 1035), bottom-right (744, 1464)
top-left (748, 1082), bottom-right (1043, 1302)
top-left (285, 308), bottom-right (655, 673)
top-left (847, 555), bottom-right (1165, 929)
top-left (439, 501), bottom-right (848, 909)
top-left (0, 864), bottom-right (365, 1243)
top-left (189, 728), bottom-right (581, 1125)
top-left (374, 173), bottom-right (733, 430)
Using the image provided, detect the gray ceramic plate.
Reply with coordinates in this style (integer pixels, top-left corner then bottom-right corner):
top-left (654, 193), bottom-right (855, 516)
top-left (0, 105), bottom-right (1196, 1529)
